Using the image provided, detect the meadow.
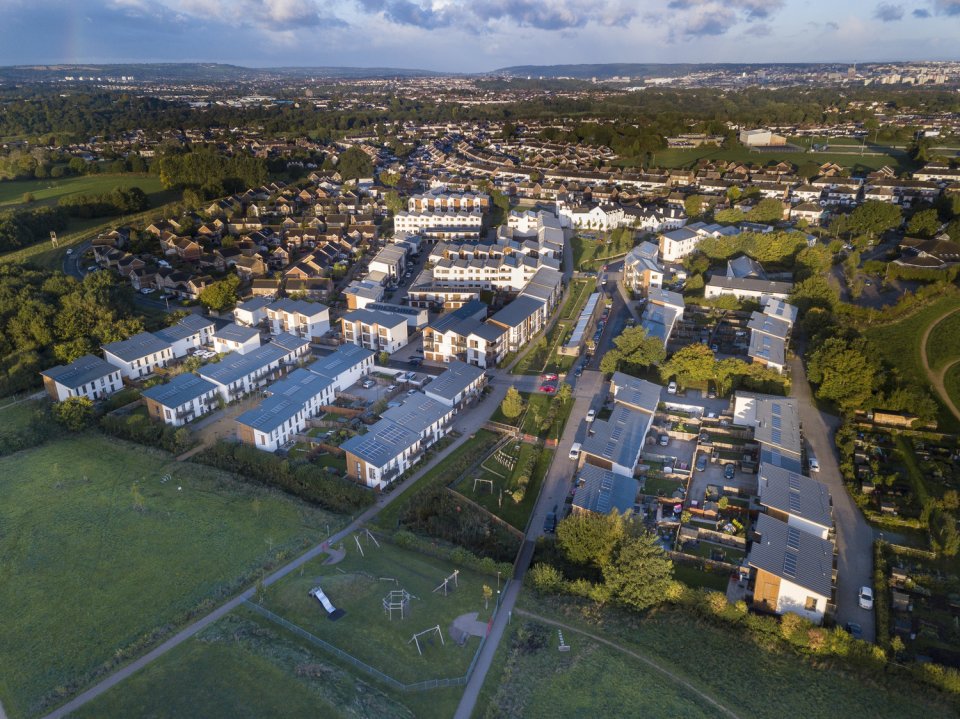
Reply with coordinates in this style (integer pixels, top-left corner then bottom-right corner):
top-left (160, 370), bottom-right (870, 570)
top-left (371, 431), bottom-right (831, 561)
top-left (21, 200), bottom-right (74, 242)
top-left (0, 433), bottom-right (341, 718)
top-left (0, 173), bottom-right (171, 209)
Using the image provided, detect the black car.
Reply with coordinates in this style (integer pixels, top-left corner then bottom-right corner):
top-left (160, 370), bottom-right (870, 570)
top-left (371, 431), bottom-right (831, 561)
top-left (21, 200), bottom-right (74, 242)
top-left (724, 464), bottom-right (736, 480)
top-left (409, 358), bottom-right (422, 367)
top-left (543, 511), bottom-right (557, 533)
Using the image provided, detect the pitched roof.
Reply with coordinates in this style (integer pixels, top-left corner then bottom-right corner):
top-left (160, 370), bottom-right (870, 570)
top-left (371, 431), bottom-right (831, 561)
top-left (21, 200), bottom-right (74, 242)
top-left (213, 323), bottom-right (261, 343)
top-left (380, 393), bottom-right (452, 435)
top-left (235, 368), bottom-right (333, 434)
top-left (425, 360), bottom-right (485, 401)
top-left (341, 418), bottom-right (421, 468)
top-left (198, 344), bottom-right (287, 386)
top-left (581, 404), bottom-right (652, 475)
top-left (749, 514), bottom-right (834, 597)
top-left (102, 332), bottom-right (171, 362)
top-left (40, 354), bottom-right (117, 388)
top-left (142, 373), bottom-right (217, 409)
top-left (310, 344), bottom-right (374, 379)
top-left (573, 464), bottom-right (640, 515)
top-left (611, 372), bottom-right (661, 414)
top-left (489, 295), bottom-right (545, 328)
top-left (758, 465), bottom-right (833, 530)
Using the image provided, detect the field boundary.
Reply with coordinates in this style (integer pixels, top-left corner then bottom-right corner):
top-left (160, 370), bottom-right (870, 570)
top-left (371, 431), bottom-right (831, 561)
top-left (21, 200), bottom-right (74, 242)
top-left (514, 609), bottom-right (743, 719)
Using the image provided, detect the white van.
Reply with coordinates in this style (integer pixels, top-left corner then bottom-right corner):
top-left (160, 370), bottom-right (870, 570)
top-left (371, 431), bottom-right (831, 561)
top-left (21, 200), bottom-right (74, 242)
top-left (568, 443), bottom-right (582, 461)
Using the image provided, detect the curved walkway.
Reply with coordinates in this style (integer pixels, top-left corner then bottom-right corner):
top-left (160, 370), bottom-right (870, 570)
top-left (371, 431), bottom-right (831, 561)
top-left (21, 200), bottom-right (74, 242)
top-left (513, 610), bottom-right (743, 719)
top-left (919, 307), bottom-right (960, 425)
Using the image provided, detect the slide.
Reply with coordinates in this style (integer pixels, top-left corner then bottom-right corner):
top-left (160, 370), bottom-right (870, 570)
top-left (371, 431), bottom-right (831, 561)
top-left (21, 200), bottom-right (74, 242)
top-left (310, 586), bottom-right (346, 621)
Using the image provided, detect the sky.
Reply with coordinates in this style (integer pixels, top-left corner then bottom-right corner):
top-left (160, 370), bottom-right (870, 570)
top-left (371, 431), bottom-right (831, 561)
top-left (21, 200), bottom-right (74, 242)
top-left (1, 0), bottom-right (959, 72)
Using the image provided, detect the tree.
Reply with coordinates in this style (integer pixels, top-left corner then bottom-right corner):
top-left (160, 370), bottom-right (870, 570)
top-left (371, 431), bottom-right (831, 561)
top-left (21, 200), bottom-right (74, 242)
top-left (377, 351), bottom-right (390, 365)
top-left (199, 275), bottom-right (240, 312)
top-left (22, 192), bottom-right (35, 204)
top-left (790, 275), bottom-right (839, 314)
top-left (482, 584), bottom-right (494, 609)
top-left (795, 244), bottom-right (833, 277)
top-left (379, 170), bottom-right (401, 187)
top-left (600, 326), bottom-right (666, 374)
top-left (660, 343), bottom-right (716, 388)
top-left (384, 190), bottom-right (404, 215)
top-left (807, 337), bottom-right (877, 412)
top-left (556, 510), bottom-right (626, 570)
top-left (51, 396), bottom-right (95, 431)
top-left (685, 195), bottom-right (704, 219)
top-left (556, 382), bottom-right (572, 405)
top-left (746, 198), bottom-right (784, 224)
top-left (336, 146), bottom-right (373, 181)
top-left (847, 200), bottom-right (902, 237)
top-left (500, 387), bottom-right (525, 419)
top-left (714, 207), bottom-right (745, 224)
top-left (529, 562), bottom-right (564, 594)
top-left (603, 533), bottom-right (674, 612)
top-left (906, 209), bottom-right (941, 238)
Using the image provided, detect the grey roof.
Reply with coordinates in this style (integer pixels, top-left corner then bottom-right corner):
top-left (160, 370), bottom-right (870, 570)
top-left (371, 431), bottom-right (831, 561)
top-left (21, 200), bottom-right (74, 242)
top-left (425, 359), bottom-right (485, 401)
top-left (520, 267), bottom-right (563, 302)
top-left (706, 276), bottom-right (794, 295)
top-left (748, 311), bottom-right (792, 340)
top-left (581, 404), bottom-right (652, 475)
top-left (367, 302), bottom-right (427, 319)
top-left (727, 255), bottom-right (767, 280)
top-left (268, 297), bottom-right (328, 317)
top-left (142, 373), bottom-right (217, 409)
top-left (343, 280), bottom-right (384, 301)
top-left (489, 295), bottom-right (545, 328)
top-left (310, 344), bottom-right (374, 380)
top-left (661, 227), bottom-right (698, 242)
top-left (236, 296), bottom-right (272, 312)
top-left (102, 332), bottom-right (171, 362)
top-left (198, 344), bottom-right (287, 386)
top-left (341, 309), bottom-right (407, 329)
top-left (749, 514), bottom-right (834, 597)
top-left (270, 332), bottom-right (311, 354)
top-left (647, 287), bottom-right (685, 309)
top-left (754, 398), bottom-right (801, 456)
top-left (372, 245), bottom-right (407, 265)
top-left (214, 323), bottom-right (261, 343)
top-left (758, 465), bottom-right (833, 529)
top-left (235, 368), bottom-right (333, 434)
top-left (642, 302), bottom-right (681, 345)
top-left (380, 393), bottom-right (452, 435)
top-left (574, 464), bottom-right (640, 515)
top-left (763, 299), bottom-right (798, 325)
top-left (341, 418), bottom-right (421, 468)
top-left (748, 331), bottom-right (786, 367)
top-left (611, 372), bottom-right (661, 414)
top-left (41, 354), bottom-right (117, 388)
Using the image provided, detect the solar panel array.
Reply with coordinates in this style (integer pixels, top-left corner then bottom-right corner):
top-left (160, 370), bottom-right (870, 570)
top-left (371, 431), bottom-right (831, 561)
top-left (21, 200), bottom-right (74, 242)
top-left (782, 552), bottom-right (798, 578)
top-left (786, 527), bottom-right (802, 550)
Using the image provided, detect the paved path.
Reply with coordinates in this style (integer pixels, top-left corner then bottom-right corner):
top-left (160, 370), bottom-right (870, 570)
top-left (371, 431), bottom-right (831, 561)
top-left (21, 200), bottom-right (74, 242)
top-left (39, 381), bottom-right (510, 719)
top-left (789, 355), bottom-right (875, 641)
top-left (454, 369), bottom-right (605, 719)
top-left (919, 307), bottom-right (960, 425)
top-left (512, 609), bottom-right (743, 719)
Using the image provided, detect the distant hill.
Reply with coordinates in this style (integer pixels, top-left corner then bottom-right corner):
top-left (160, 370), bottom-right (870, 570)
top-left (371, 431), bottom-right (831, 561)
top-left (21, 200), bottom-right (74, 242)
top-left (0, 63), bottom-right (443, 82)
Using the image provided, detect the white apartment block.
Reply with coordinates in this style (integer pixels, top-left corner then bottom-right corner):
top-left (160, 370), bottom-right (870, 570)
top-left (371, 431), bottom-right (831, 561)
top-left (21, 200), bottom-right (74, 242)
top-left (340, 309), bottom-right (409, 354)
top-left (41, 355), bottom-right (123, 403)
top-left (266, 298), bottom-right (331, 341)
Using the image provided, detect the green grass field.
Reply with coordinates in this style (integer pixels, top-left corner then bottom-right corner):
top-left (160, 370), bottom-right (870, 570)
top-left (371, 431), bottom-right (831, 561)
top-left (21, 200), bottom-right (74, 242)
top-left (0, 174), bottom-right (172, 210)
top-left (0, 433), bottom-right (341, 719)
top-left (0, 399), bottom-right (47, 440)
top-left (73, 609), bottom-right (463, 719)
top-left (634, 144), bottom-right (915, 173)
top-left (925, 309), bottom-right (960, 372)
top-left (865, 295), bottom-right (960, 429)
top-left (499, 593), bottom-right (958, 719)
top-left (945, 363), bottom-right (960, 411)
top-left (261, 541), bottom-right (496, 684)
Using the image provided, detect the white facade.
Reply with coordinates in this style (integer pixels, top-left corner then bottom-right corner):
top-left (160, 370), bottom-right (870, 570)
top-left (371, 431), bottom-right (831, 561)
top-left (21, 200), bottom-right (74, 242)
top-left (266, 300), bottom-right (331, 341)
top-left (772, 576), bottom-right (829, 625)
top-left (212, 327), bottom-right (262, 356)
top-left (558, 203), bottom-right (625, 231)
top-left (658, 228), bottom-right (701, 263)
top-left (41, 356), bottom-right (123, 403)
top-left (393, 211), bottom-right (483, 238)
top-left (340, 311), bottom-right (409, 354)
top-left (102, 334), bottom-right (174, 380)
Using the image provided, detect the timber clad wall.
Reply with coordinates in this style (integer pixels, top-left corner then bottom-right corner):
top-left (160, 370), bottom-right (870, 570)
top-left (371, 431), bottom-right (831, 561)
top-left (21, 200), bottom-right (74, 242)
top-left (42, 376), bottom-right (58, 401)
top-left (753, 568), bottom-right (781, 612)
top-left (144, 397), bottom-right (164, 421)
top-left (237, 424), bottom-right (257, 447)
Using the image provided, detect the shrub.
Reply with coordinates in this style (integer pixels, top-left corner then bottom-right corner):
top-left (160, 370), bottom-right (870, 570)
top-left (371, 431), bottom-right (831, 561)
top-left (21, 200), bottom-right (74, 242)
top-left (100, 412), bottom-right (194, 454)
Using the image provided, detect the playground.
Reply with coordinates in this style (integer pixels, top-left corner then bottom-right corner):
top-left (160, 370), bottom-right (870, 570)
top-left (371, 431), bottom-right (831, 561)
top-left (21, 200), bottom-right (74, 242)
top-left (260, 536), bottom-right (501, 684)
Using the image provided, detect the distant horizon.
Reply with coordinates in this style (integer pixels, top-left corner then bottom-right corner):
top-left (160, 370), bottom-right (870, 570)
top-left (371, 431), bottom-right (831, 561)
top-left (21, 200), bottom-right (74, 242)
top-left (2, 1), bottom-right (960, 72)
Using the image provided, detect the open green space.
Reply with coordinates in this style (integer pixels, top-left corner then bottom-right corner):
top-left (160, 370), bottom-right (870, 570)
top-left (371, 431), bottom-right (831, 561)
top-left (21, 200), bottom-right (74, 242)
top-left (571, 234), bottom-right (630, 271)
top-left (0, 399), bottom-right (47, 440)
top-left (946, 363), bottom-right (960, 409)
top-left (925, 309), bottom-right (960, 372)
top-left (74, 609), bottom-right (462, 719)
top-left (559, 279), bottom-right (592, 321)
top-left (671, 564), bottom-right (732, 592)
top-left (865, 294), bottom-right (960, 429)
top-left (480, 621), bottom-right (717, 719)
top-left (0, 173), bottom-right (171, 210)
top-left (0, 432), bottom-right (340, 719)
top-left (520, 391), bottom-right (574, 441)
top-left (457, 442), bottom-right (554, 531)
top-left (502, 593), bottom-right (958, 719)
top-left (261, 541), bottom-right (495, 684)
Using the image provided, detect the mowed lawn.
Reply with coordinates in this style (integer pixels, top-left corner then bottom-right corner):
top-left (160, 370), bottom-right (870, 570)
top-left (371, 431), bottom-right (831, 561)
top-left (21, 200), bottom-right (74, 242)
top-left (262, 540), bottom-right (497, 685)
top-left (73, 609), bottom-right (464, 719)
top-left (0, 433), bottom-right (340, 719)
top-left (925, 308), bottom-right (960, 371)
top-left (0, 174), bottom-right (172, 210)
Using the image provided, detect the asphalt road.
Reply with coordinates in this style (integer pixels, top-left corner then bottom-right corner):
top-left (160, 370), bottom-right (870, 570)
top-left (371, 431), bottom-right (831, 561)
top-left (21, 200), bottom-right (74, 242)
top-left (789, 354), bottom-right (876, 640)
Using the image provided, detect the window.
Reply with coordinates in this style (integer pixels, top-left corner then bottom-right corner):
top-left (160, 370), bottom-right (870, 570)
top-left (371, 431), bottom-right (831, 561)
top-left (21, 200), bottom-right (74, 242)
top-left (804, 596), bottom-right (818, 612)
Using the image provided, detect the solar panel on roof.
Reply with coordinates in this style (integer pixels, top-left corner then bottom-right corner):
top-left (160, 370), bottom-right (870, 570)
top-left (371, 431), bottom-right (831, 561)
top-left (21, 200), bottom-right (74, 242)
top-left (783, 553), bottom-right (798, 578)
top-left (786, 527), bottom-right (802, 550)
top-left (788, 474), bottom-right (801, 491)
top-left (788, 492), bottom-right (802, 513)
top-left (772, 429), bottom-right (782, 444)
top-left (772, 403), bottom-right (782, 414)
top-left (772, 415), bottom-right (782, 429)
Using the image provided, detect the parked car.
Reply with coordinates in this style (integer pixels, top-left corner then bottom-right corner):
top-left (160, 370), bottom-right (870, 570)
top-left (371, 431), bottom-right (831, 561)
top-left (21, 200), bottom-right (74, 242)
top-left (539, 384), bottom-right (556, 393)
top-left (361, 379), bottom-right (376, 389)
top-left (65, 248), bottom-right (73, 255)
top-left (724, 464), bottom-right (736, 480)
top-left (659, 433), bottom-right (670, 446)
top-left (858, 586), bottom-right (874, 610)
top-left (574, 364), bottom-right (583, 377)
top-left (543, 508), bottom-right (558, 534)
top-left (140, 288), bottom-right (156, 294)
top-left (667, 381), bottom-right (678, 395)
top-left (844, 622), bottom-right (863, 640)
top-left (711, 343), bottom-right (719, 352)
top-left (699, 432), bottom-right (711, 445)
top-left (586, 409), bottom-right (596, 422)
top-left (568, 443), bottom-right (581, 461)
top-left (409, 358), bottom-right (423, 367)
top-left (808, 457), bottom-right (820, 472)
top-left (695, 453), bottom-right (708, 472)
top-left (407, 389), bottom-right (418, 396)
top-left (386, 384), bottom-right (398, 392)
top-left (542, 373), bottom-right (559, 381)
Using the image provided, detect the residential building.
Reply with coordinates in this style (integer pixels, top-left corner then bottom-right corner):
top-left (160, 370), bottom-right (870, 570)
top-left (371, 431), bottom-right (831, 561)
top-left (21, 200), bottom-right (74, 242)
top-left (580, 403), bottom-right (653, 478)
top-left (487, 295), bottom-right (549, 353)
top-left (704, 276), bottom-right (794, 303)
top-left (342, 419), bottom-right (423, 490)
top-left (422, 301), bottom-right (505, 368)
top-left (197, 344), bottom-right (289, 402)
top-left (102, 332), bottom-right (174, 380)
top-left (423, 359), bottom-right (486, 409)
top-left (380, 393), bottom-right (454, 447)
top-left (747, 310), bottom-right (792, 373)
top-left (40, 354), bottom-right (123, 402)
top-left (142, 373), bottom-right (219, 427)
top-left (572, 464), bottom-right (641, 516)
top-left (266, 298), bottom-right (330, 340)
top-left (212, 323), bottom-right (262, 356)
top-left (309, 344), bottom-right (374, 392)
top-left (658, 226), bottom-right (701, 262)
top-left (235, 368), bottom-right (336, 451)
top-left (748, 514), bottom-right (836, 625)
top-left (343, 279), bottom-right (385, 310)
top-left (233, 296), bottom-right (272, 327)
top-left (641, 288), bottom-right (685, 348)
top-left (393, 210), bottom-right (483, 240)
top-left (340, 309), bottom-right (409, 354)
top-left (368, 245), bottom-right (407, 283)
top-left (365, 302), bottom-right (430, 329)
top-left (758, 465), bottom-right (834, 540)
top-left (153, 314), bottom-right (216, 359)
top-left (623, 242), bottom-right (664, 295)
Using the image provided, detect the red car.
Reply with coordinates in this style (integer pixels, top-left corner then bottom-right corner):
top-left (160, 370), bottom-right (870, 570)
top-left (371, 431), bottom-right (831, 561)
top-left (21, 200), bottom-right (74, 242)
top-left (539, 384), bottom-right (557, 393)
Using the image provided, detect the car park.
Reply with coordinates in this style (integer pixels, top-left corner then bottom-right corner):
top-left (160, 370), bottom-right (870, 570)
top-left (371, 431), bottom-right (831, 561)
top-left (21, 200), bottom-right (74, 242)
top-left (858, 586), bottom-right (874, 610)
top-left (569, 443), bottom-right (582, 460)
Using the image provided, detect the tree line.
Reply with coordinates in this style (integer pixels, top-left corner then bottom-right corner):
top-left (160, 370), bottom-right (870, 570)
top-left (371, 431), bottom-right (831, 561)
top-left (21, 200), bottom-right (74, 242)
top-left (0, 206), bottom-right (67, 254)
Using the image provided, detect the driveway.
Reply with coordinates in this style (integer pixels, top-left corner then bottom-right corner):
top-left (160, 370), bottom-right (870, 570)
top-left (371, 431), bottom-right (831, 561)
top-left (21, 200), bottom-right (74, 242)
top-left (789, 355), bottom-right (876, 640)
